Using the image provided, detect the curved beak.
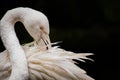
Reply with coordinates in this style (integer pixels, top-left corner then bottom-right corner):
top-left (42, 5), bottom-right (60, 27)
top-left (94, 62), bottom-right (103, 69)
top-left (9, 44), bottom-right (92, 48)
top-left (36, 30), bottom-right (51, 50)
top-left (41, 33), bottom-right (51, 49)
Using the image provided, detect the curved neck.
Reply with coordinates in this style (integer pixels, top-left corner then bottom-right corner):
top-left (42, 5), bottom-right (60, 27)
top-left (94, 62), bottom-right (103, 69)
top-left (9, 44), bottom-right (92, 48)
top-left (0, 9), bottom-right (28, 80)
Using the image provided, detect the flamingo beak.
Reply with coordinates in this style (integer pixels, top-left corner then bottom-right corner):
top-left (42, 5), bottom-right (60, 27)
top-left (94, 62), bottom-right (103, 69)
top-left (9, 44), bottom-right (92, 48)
top-left (36, 29), bottom-right (51, 50)
top-left (41, 33), bottom-right (51, 50)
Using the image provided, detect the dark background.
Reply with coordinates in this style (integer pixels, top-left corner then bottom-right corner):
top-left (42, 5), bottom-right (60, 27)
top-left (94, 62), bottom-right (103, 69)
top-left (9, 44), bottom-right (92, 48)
top-left (0, 0), bottom-right (120, 80)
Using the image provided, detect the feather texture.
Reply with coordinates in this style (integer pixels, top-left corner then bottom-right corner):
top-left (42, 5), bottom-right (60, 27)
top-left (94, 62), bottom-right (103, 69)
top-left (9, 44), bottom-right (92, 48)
top-left (0, 42), bottom-right (94, 80)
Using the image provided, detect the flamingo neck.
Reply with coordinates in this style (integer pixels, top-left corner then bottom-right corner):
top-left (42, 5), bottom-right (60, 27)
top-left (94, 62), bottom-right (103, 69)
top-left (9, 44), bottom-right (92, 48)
top-left (0, 9), bottom-right (28, 80)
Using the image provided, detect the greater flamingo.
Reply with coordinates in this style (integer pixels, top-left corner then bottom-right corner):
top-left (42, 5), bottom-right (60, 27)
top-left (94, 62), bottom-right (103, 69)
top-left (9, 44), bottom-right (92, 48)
top-left (0, 7), bottom-right (94, 80)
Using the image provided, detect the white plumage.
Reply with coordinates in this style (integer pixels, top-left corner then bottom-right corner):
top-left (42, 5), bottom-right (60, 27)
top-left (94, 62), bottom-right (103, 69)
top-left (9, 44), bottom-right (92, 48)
top-left (0, 7), bottom-right (94, 80)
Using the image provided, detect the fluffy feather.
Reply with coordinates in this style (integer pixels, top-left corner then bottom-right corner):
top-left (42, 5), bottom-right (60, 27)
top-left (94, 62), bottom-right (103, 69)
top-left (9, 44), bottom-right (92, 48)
top-left (0, 42), bottom-right (94, 80)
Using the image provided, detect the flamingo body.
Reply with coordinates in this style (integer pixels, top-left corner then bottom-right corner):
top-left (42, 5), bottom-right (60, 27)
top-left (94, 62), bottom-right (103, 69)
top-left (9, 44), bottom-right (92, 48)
top-left (0, 7), bottom-right (94, 80)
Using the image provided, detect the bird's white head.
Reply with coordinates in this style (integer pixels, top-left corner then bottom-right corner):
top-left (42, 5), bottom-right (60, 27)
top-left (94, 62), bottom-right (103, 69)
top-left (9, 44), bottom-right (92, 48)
top-left (20, 7), bottom-right (51, 49)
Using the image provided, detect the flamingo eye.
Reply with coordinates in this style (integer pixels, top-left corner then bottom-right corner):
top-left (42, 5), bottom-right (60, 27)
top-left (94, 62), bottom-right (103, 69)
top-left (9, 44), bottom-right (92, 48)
top-left (40, 26), bottom-right (43, 30)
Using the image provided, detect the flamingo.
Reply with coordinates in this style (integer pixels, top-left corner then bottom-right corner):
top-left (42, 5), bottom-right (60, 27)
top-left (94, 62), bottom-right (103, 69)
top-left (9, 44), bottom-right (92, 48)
top-left (0, 7), bottom-right (94, 80)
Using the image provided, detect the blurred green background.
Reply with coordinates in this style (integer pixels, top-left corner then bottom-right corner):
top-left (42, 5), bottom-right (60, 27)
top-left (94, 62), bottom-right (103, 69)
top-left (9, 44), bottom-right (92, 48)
top-left (0, 0), bottom-right (120, 80)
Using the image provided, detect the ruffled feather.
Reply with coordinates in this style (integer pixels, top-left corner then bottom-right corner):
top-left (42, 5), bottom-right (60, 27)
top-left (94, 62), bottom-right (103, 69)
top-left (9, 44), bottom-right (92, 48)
top-left (0, 42), bottom-right (94, 80)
